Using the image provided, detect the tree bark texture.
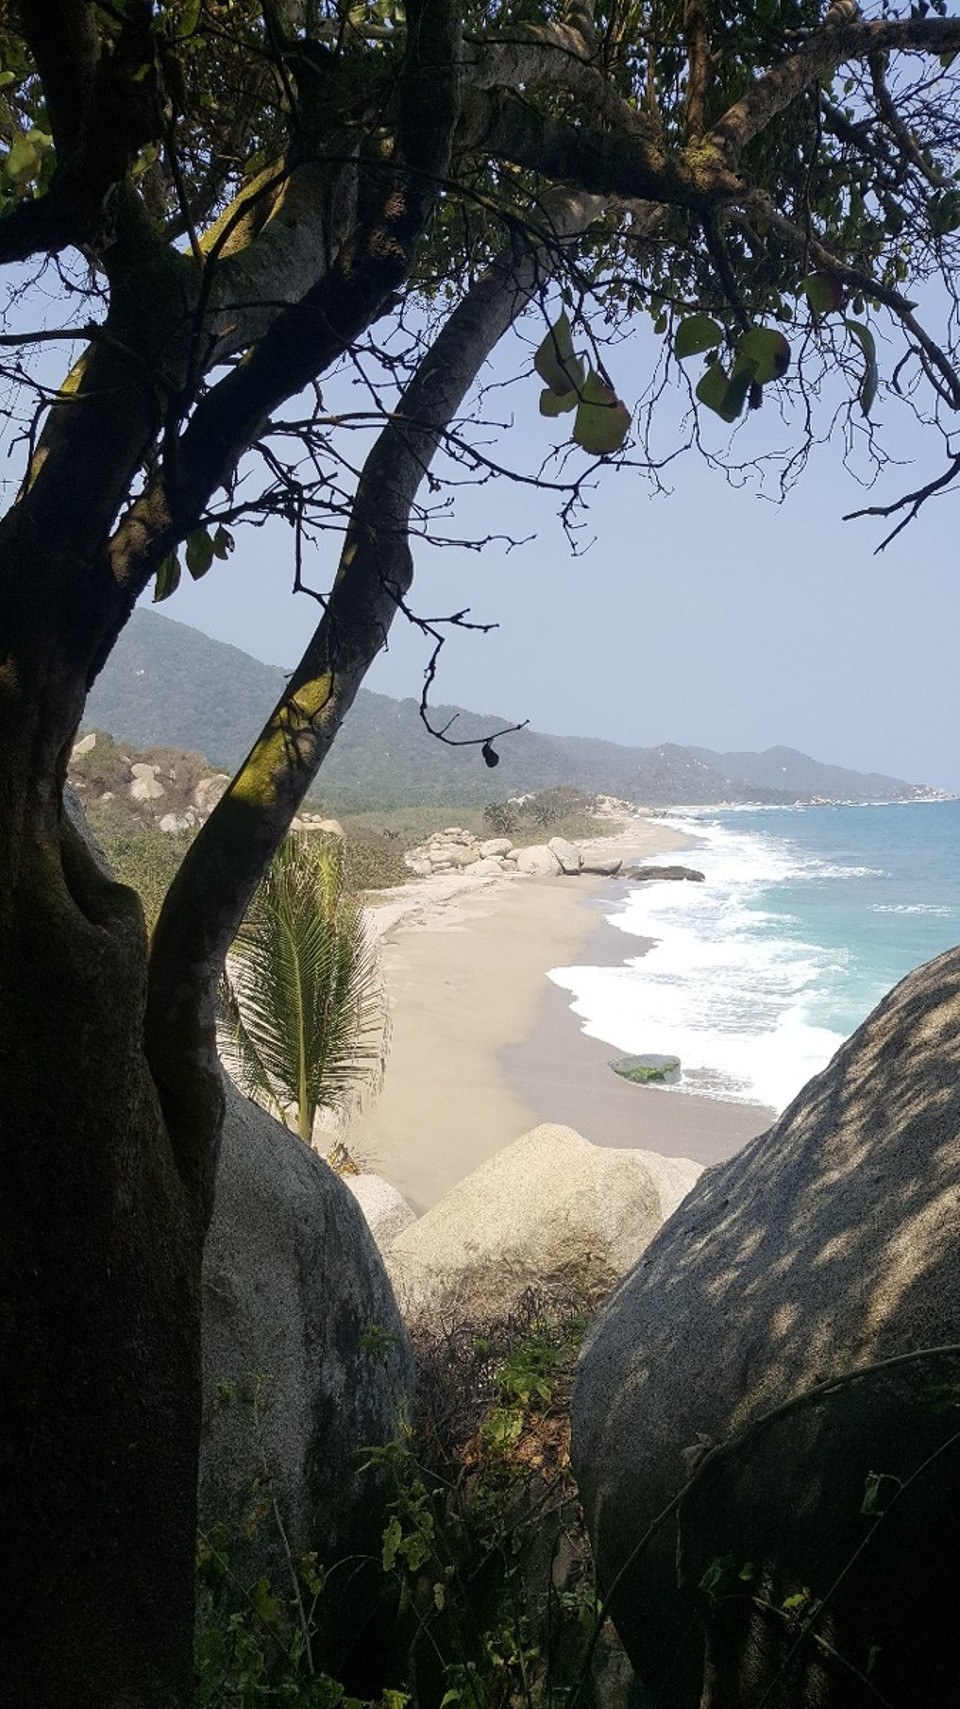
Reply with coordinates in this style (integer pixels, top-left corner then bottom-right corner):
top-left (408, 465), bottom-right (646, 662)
top-left (0, 812), bottom-right (202, 1707)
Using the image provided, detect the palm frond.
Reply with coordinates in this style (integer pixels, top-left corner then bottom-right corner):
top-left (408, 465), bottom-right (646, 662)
top-left (218, 833), bottom-right (388, 1144)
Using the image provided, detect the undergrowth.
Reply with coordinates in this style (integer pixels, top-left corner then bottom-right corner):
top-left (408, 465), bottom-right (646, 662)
top-left (196, 1287), bottom-right (622, 1709)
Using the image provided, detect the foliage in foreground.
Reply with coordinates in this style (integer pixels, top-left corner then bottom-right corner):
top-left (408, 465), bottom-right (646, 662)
top-left (196, 1289), bottom-right (606, 1709)
top-left (219, 835), bottom-right (387, 1145)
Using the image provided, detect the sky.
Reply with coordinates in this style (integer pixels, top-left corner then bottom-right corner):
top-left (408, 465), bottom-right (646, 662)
top-left (158, 313), bottom-right (960, 793)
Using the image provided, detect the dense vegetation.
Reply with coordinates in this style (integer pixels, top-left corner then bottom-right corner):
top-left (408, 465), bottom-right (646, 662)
top-left (197, 1288), bottom-right (604, 1709)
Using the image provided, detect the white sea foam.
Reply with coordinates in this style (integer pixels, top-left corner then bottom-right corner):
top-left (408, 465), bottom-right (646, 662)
top-left (549, 817), bottom-right (851, 1113)
top-left (871, 902), bottom-right (955, 916)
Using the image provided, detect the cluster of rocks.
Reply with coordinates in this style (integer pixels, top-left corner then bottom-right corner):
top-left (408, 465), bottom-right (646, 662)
top-left (405, 826), bottom-right (624, 880)
top-left (70, 731), bottom-right (233, 832)
top-left (346, 1126), bottom-right (702, 1330)
top-left (70, 731), bottom-right (347, 838)
top-left (154, 773), bottom-right (230, 831)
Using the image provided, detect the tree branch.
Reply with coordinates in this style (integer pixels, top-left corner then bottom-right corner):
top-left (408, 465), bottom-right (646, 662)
top-left (740, 190), bottom-right (960, 414)
top-left (683, 0), bottom-right (711, 142)
top-left (144, 187), bottom-right (603, 1210)
top-left (461, 88), bottom-right (736, 208)
top-left (868, 50), bottom-right (949, 189)
top-left (0, 0), bottom-right (162, 264)
top-left (709, 16), bottom-right (960, 168)
top-left (844, 453), bottom-right (960, 549)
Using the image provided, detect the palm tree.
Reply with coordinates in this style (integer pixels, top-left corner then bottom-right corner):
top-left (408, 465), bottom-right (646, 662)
top-left (218, 833), bottom-right (387, 1145)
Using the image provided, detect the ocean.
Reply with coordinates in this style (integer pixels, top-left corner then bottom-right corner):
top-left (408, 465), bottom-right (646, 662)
top-left (548, 799), bottom-right (960, 1114)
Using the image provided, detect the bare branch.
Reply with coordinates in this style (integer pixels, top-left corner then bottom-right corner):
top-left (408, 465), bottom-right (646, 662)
top-left (844, 453), bottom-right (960, 550)
top-left (868, 50), bottom-right (949, 189)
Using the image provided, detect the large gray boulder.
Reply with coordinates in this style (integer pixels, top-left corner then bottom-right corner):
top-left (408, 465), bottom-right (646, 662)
top-left (548, 835), bottom-right (583, 874)
top-left (386, 1124), bottom-right (701, 1327)
top-left (345, 1171), bottom-right (418, 1250)
top-left (200, 1078), bottom-right (413, 1655)
top-left (515, 843), bottom-right (563, 877)
top-left (572, 948), bottom-right (960, 1709)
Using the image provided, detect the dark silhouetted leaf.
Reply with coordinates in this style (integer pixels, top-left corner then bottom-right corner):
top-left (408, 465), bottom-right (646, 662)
top-left (695, 362), bottom-right (729, 414)
top-left (846, 319), bottom-right (879, 415)
top-left (185, 529), bottom-right (215, 580)
top-left (153, 551), bottom-right (181, 602)
top-left (719, 366), bottom-right (753, 422)
top-left (799, 273), bottom-right (844, 316)
top-left (736, 327), bottom-right (791, 384)
top-left (482, 741), bottom-right (499, 768)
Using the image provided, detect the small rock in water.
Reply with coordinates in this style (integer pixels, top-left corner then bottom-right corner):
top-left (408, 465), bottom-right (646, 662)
top-left (610, 1054), bottom-right (681, 1086)
top-left (620, 865), bottom-right (705, 883)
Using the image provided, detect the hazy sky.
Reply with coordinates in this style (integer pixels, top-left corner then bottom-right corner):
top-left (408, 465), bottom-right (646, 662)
top-left (160, 318), bottom-right (960, 792)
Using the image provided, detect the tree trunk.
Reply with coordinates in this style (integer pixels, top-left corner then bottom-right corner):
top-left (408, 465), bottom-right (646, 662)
top-left (0, 810), bottom-right (203, 1707)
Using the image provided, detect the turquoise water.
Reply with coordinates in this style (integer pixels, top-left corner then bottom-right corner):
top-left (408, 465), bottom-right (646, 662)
top-left (549, 799), bottom-right (960, 1112)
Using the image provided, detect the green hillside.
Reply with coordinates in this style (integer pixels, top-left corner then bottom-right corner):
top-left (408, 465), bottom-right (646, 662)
top-left (84, 610), bottom-right (930, 809)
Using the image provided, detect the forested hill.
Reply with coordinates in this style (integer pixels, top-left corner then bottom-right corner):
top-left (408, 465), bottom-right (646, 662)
top-left (84, 610), bottom-right (936, 810)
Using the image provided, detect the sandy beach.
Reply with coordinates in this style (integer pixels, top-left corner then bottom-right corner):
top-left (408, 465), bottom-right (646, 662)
top-left (353, 817), bottom-right (772, 1212)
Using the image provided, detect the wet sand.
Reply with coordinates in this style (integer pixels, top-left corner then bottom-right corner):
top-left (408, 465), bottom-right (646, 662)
top-left (354, 819), bottom-right (772, 1212)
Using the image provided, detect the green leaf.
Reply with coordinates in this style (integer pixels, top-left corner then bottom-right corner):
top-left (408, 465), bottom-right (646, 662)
top-left (695, 361), bottom-right (729, 414)
top-left (381, 1515), bottom-right (402, 1572)
top-left (534, 312), bottom-right (581, 395)
top-left (719, 365), bottom-right (753, 422)
top-left (212, 524), bottom-right (234, 560)
top-left (861, 1470), bottom-right (882, 1515)
top-left (539, 385), bottom-right (578, 418)
top-left (696, 361), bottom-right (750, 423)
top-left (846, 318), bottom-right (879, 415)
top-left (153, 550), bottom-right (181, 602)
top-left (252, 1577), bottom-right (282, 1627)
top-left (929, 190), bottom-right (960, 236)
top-left (799, 273), bottom-right (844, 317)
top-left (185, 529), bottom-right (215, 580)
top-left (674, 314), bottom-right (723, 359)
top-left (572, 369), bottom-right (631, 454)
top-left (735, 327), bottom-right (790, 385)
top-left (4, 130), bottom-right (45, 186)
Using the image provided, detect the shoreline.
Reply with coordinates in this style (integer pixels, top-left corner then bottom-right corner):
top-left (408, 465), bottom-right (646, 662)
top-left (354, 816), bottom-right (772, 1212)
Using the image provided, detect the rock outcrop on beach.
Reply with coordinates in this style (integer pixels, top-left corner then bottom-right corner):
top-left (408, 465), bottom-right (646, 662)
top-left (619, 863), bottom-right (705, 883)
top-left (572, 946), bottom-right (960, 1709)
top-left (344, 1171), bottom-right (417, 1248)
top-left (383, 1125), bottom-right (702, 1328)
top-left (199, 1077), bottom-right (413, 1660)
top-left (404, 826), bottom-right (626, 882)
